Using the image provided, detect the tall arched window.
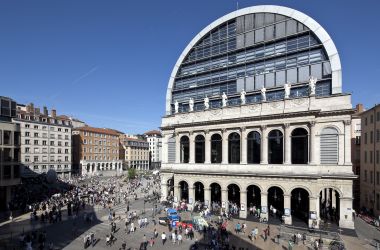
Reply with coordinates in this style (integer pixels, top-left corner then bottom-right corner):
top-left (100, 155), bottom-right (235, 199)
top-left (180, 136), bottom-right (189, 163)
top-left (291, 128), bottom-right (308, 164)
top-left (247, 131), bottom-right (261, 164)
top-left (320, 127), bottom-right (339, 164)
top-left (211, 134), bottom-right (222, 163)
top-left (195, 135), bottom-right (205, 163)
top-left (268, 130), bottom-right (283, 164)
top-left (229, 132), bottom-right (240, 163)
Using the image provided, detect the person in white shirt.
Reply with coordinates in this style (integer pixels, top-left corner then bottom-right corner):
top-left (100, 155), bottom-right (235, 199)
top-left (161, 232), bottom-right (167, 245)
top-left (177, 234), bottom-right (182, 244)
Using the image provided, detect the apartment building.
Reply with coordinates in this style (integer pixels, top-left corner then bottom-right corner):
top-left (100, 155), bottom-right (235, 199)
top-left (144, 130), bottom-right (162, 169)
top-left (13, 104), bottom-right (72, 179)
top-left (72, 126), bottom-right (122, 176)
top-left (360, 104), bottom-right (380, 217)
top-left (0, 96), bottom-right (21, 210)
top-left (120, 134), bottom-right (149, 171)
top-left (352, 104), bottom-right (364, 210)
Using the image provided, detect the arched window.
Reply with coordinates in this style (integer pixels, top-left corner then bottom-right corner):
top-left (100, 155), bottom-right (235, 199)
top-left (195, 135), bottom-right (205, 163)
top-left (268, 130), bottom-right (283, 164)
top-left (228, 132), bottom-right (240, 163)
top-left (211, 134), bottom-right (222, 163)
top-left (291, 128), bottom-right (308, 164)
top-left (180, 136), bottom-right (189, 163)
top-left (320, 127), bottom-right (339, 164)
top-left (247, 131), bottom-right (261, 164)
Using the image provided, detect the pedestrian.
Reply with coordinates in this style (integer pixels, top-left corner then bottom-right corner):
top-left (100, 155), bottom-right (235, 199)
top-left (142, 234), bottom-right (147, 248)
top-left (242, 222), bottom-right (247, 234)
top-left (149, 238), bottom-right (155, 247)
top-left (267, 225), bottom-right (270, 237)
top-left (302, 233), bottom-right (306, 245)
top-left (177, 234), bottom-right (182, 245)
top-left (172, 232), bottom-right (176, 244)
top-left (154, 228), bottom-right (158, 238)
top-left (161, 232), bottom-right (167, 245)
top-left (264, 228), bottom-right (267, 241)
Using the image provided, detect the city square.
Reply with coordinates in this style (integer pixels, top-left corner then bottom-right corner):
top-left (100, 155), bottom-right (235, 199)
top-left (1, 1), bottom-right (380, 249)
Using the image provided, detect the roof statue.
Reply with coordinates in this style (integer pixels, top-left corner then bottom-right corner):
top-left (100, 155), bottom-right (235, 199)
top-left (284, 83), bottom-right (291, 99)
top-left (240, 89), bottom-right (246, 105)
top-left (204, 96), bottom-right (209, 110)
top-left (174, 101), bottom-right (179, 114)
top-left (189, 98), bottom-right (194, 112)
top-left (309, 76), bottom-right (317, 96)
top-left (261, 87), bottom-right (267, 102)
top-left (222, 92), bottom-right (228, 107)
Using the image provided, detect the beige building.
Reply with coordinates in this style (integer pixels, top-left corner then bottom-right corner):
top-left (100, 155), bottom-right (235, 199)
top-left (144, 130), bottom-right (162, 169)
top-left (360, 104), bottom-right (380, 216)
top-left (13, 104), bottom-right (72, 179)
top-left (0, 96), bottom-right (21, 211)
top-left (120, 135), bottom-right (149, 170)
top-left (72, 126), bottom-right (122, 176)
top-left (160, 5), bottom-right (356, 229)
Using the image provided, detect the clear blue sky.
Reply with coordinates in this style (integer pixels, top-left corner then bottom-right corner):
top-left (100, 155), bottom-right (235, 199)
top-left (1, 0), bottom-right (379, 134)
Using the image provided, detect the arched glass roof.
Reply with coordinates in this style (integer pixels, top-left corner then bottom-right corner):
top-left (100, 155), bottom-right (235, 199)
top-left (165, 5), bottom-right (341, 115)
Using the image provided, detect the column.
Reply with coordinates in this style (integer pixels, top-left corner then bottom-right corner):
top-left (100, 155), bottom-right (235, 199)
top-left (308, 196), bottom-right (320, 228)
top-left (189, 132), bottom-right (195, 164)
top-left (161, 133), bottom-right (169, 163)
top-left (205, 131), bottom-right (211, 164)
top-left (283, 194), bottom-right (292, 225)
top-left (260, 126), bottom-right (268, 164)
top-left (222, 130), bottom-right (229, 164)
top-left (204, 187), bottom-right (211, 208)
top-left (284, 124), bottom-right (291, 164)
top-left (339, 197), bottom-right (355, 229)
top-left (188, 186), bottom-right (195, 206)
top-left (161, 183), bottom-right (168, 202)
top-left (175, 133), bottom-right (181, 164)
top-left (241, 128), bottom-right (248, 164)
top-left (344, 120), bottom-right (352, 165)
top-left (309, 121), bottom-right (317, 164)
top-left (260, 192), bottom-right (268, 221)
top-left (321, 188), bottom-right (325, 201)
top-left (332, 190), bottom-right (336, 208)
top-left (221, 189), bottom-right (228, 212)
top-left (239, 191), bottom-right (247, 219)
top-left (174, 185), bottom-right (181, 203)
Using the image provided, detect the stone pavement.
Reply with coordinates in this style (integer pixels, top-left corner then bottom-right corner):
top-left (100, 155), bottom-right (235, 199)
top-left (1, 176), bottom-right (379, 249)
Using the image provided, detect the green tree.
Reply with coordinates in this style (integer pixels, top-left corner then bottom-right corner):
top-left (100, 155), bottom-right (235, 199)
top-left (128, 168), bottom-right (137, 179)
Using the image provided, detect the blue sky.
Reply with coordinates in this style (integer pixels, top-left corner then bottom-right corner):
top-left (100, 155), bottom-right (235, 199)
top-left (1, 0), bottom-right (379, 134)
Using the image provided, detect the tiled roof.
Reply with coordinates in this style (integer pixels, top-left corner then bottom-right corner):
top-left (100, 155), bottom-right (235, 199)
top-left (74, 126), bottom-right (120, 136)
top-left (144, 130), bottom-right (161, 136)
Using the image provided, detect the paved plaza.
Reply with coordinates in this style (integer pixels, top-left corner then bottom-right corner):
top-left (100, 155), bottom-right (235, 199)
top-left (0, 176), bottom-right (379, 250)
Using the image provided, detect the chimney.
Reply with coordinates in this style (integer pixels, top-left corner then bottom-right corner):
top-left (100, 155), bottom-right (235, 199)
top-left (51, 109), bottom-right (56, 118)
top-left (35, 108), bottom-right (40, 115)
top-left (43, 106), bottom-right (48, 116)
top-left (356, 104), bottom-right (364, 113)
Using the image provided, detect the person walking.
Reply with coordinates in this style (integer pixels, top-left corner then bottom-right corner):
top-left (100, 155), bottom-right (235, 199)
top-left (161, 232), bottom-right (167, 245)
top-left (177, 234), bottom-right (182, 245)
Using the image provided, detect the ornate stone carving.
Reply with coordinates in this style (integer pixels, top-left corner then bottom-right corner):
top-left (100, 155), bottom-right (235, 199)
top-left (284, 123), bottom-right (290, 128)
top-left (174, 101), bottom-right (179, 114)
top-left (284, 83), bottom-right (291, 99)
top-left (248, 104), bottom-right (261, 112)
top-left (309, 121), bottom-right (316, 127)
top-left (204, 96), bottom-right (209, 110)
top-left (289, 98), bottom-right (308, 107)
top-left (189, 98), bottom-right (194, 112)
top-left (261, 87), bottom-right (267, 101)
top-left (344, 120), bottom-right (351, 126)
top-left (269, 101), bottom-right (281, 110)
top-left (261, 125), bottom-right (267, 131)
top-left (240, 89), bottom-right (246, 105)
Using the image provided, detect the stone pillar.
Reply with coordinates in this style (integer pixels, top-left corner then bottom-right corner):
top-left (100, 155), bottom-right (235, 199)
top-left (161, 133), bottom-right (169, 163)
top-left (239, 191), bottom-right (247, 219)
top-left (321, 189), bottom-right (325, 201)
top-left (241, 127), bottom-right (247, 164)
top-left (260, 126), bottom-right (268, 164)
top-left (175, 133), bottom-right (181, 164)
top-left (189, 132), bottom-right (195, 164)
top-left (344, 120), bottom-right (352, 165)
top-left (175, 185), bottom-right (181, 203)
top-left (309, 122), bottom-right (317, 164)
top-left (205, 131), bottom-right (211, 164)
top-left (204, 187), bottom-right (211, 208)
top-left (284, 194), bottom-right (292, 225)
top-left (161, 183), bottom-right (168, 202)
top-left (309, 196), bottom-right (320, 228)
top-left (332, 190), bottom-right (337, 209)
top-left (222, 130), bottom-right (229, 164)
top-left (222, 189), bottom-right (228, 212)
top-left (260, 192), bottom-right (268, 221)
top-left (339, 197), bottom-right (355, 229)
top-left (284, 124), bottom-right (291, 164)
top-left (188, 187), bottom-right (195, 205)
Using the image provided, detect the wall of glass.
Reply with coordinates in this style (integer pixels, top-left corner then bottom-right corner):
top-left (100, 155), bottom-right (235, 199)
top-left (171, 13), bottom-right (333, 113)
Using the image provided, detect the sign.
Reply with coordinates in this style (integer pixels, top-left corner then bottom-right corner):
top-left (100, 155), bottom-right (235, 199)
top-left (309, 211), bottom-right (317, 220)
top-left (284, 208), bottom-right (290, 216)
top-left (189, 198), bottom-right (193, 204)
top-left (174, 196), bottom-right (178, 202)
top-left (240, 203), bottom-right (245, 211)
top-left (171, 221), bottom-right (177, 227)
top-left (205, 200), bottom-right (209, 206)
top-left (222, 202), bottom-right (226, 208)
top-left (261, 206), bottom-right (267, 214)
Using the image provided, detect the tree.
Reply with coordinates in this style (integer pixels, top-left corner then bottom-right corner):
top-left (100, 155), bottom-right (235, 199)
top-left (128, 168), bottom-right (137, 179)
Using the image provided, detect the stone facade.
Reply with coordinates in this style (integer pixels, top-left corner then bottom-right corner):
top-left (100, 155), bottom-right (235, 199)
top-left (160, 6), bottom-right (356, 229)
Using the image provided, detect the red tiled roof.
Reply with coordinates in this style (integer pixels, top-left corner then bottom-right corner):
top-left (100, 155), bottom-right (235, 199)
top-left (74, 126), bottom-right (120, 136)
top-left (144, 130), bottom-right (161, 136)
